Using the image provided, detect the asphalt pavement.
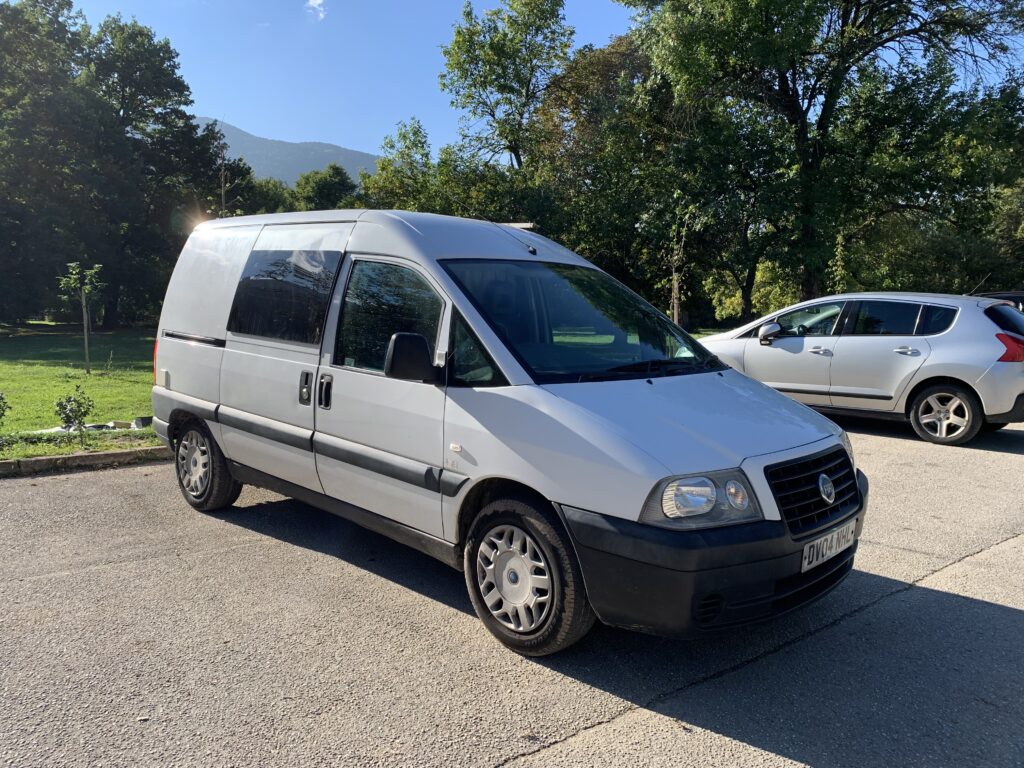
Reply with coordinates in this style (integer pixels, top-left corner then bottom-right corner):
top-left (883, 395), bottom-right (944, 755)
top-left (1, 419), bottom-right (1022, 767)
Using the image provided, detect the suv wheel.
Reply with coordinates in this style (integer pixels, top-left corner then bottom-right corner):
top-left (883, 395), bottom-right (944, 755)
top-left (174, 421), bottom-right (243, 511)
top-left (909, 385), bottom-right (983, 446)
top-left (464, 496), bottom-right (595, 656)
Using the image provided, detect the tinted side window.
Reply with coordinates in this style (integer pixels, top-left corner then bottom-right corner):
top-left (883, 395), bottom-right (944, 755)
top-left (918, 305), bottom-right (957, 335)
top-left (852, 301), bottom-right (920, 335)
top-left (985, 304), bottom-right (1024, 336)
top-left (228, 249), bottom-right (342, 344)
top-left (449, 313), bottom-right (507, 387)
top-left (337, 261), bottom-right (443, 372)
top-left (775, 301), bottom-right (846, 337)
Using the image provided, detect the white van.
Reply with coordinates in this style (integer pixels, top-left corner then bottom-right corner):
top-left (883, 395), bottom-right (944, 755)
top-left (153, 210), bottom-right (868, 655)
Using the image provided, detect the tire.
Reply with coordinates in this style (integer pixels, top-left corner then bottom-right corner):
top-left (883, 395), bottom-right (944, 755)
top-left (173, 420), bottom-right (243, 512)
top-left (464, 495), bottom-right (595, 656)
top-left (909, 384), bottom-right (984, 446)
top-left (982, 421), bottom-right (1008, 433)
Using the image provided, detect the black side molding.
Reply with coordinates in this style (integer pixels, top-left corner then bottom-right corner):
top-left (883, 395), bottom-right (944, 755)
top-left (162, 330), bottom-right (226, 348)
top-left (312, 433), bottom-right (468, 498)
top-left (776, 386), bottom-right (892, 401)
top-left (227, 461), bottom-right (461, 570)
top-left (218, 407), bottom-right (313, 452)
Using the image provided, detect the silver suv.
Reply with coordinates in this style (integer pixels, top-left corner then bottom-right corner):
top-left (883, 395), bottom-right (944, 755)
top-left (702, 293), bottom-right (1024, 445)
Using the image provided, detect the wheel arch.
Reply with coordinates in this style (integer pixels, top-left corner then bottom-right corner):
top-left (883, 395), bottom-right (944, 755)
top-left (455, 477), bottom-right (568, 550)
top-left (903, 376), bottom-right (983, 418)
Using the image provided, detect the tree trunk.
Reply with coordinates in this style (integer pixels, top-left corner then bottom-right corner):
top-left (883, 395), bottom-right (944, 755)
top-left (740, 263), bottom-right (757, 322)
top-left (671, 266), bottom-right (680, 325)
top-left (101, 282), bottom-right (120, 330)
top-left (80, 287), bottom-right (91, 375)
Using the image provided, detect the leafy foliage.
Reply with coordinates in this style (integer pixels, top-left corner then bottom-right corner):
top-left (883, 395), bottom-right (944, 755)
top-left (54, 384), bottom-right (94, 447)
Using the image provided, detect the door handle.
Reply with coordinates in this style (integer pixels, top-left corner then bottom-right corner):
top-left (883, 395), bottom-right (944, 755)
top-left (298, 371), bottom-right (313, 406)
top-left (893, 346), bottom-right (918, 355)
top-left (317, 373), bottom-right (333, 410)
top-left (809, 346), bottom-right (832, 356)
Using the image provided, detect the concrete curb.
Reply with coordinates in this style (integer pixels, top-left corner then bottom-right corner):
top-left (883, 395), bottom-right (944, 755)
top-left (0, 445), bottom-right (172, 479)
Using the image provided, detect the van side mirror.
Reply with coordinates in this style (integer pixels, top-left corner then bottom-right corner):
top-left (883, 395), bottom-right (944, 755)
top-left (384, 333), bottom-right (441, 383)
top-left (758, 322), bottom-right (782, 345)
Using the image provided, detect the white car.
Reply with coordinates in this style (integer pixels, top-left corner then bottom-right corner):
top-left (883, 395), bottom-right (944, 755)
top-left (153, 210), bottom-right (867, 655)
top-left (702, 292), bottom-right (1024, 446)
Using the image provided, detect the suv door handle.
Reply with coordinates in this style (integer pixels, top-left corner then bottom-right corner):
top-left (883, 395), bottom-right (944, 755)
top-left (298, 371), bottom-right (313, 405)
top-left (317, 373), bottom-right (333, 410)
top-left (893, 346), bottom-right (918, 355)
top-left (809, 346), bottom-right (832, 356)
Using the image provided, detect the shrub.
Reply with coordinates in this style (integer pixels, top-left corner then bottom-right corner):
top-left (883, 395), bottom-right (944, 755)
top-left (0, 391), bottom-right (9, 451)
top-left (55, 385), bottom-right (95, 448)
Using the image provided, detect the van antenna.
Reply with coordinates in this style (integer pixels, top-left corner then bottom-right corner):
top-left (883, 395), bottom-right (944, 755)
top-left (969, 273), bottom-right (992, 295)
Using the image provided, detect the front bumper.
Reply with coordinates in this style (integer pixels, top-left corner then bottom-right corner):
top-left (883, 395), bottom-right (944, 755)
top-left (559, 469), bottom-right (869, 636)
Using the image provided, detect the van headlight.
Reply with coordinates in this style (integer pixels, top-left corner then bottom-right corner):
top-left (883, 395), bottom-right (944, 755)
top-left (640, 470), bottom-right (763, 530)
top-left (839, 430), bottom-right (855, 468)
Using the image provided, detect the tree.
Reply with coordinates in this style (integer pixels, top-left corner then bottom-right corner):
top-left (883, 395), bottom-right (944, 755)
top-left (293, 163), bottom-right (357, 211)
top-left (440, 0), bottom-right (573, 168)
top-left (629, 0), bottom-right (1024, 298)
top-left (57, 262), bottom-right (104, 374)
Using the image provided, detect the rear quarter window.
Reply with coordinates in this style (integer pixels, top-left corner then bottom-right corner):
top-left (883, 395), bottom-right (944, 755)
top-left (917, 305), bottom-right (958, 335)
top-left (985, 304), bottom-right (1024, 336)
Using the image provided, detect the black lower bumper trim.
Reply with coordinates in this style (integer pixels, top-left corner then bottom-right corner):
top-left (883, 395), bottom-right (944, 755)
top-left (559, 469), bottom-right (869, 636)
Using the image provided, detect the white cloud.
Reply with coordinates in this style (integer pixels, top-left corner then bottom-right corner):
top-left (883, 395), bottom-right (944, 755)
top-left (305, 0), bottom-right (326, 21)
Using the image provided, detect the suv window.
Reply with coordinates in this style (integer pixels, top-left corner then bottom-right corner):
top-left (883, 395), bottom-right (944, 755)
top-left (449, 312), bottom-right (507, 387)
top-left (852, 301), bottom-right (920, 335)
top-left (985, 304), bottom-right (1024, 336)
top-left (775, 301), bottom-right (845, 337)
top-left (228, 249), bottom-right (342, 345)
top-left (336, 261), bottom-right (444, 372)
top-left (917, 305), bottom-right (957, 335)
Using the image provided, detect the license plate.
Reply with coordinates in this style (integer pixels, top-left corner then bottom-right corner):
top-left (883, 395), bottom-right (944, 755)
top-left (801, 517), bottom-right (858, 572)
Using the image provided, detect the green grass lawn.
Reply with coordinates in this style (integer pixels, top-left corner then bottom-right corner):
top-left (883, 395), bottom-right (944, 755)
top-left (0, 325), bottom-right (161, 457)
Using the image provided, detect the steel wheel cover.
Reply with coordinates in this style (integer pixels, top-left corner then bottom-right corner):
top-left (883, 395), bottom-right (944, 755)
top-left (476, 525), bottom-right (552, 633)
top-left (177, 429), bottom-right (211, 499)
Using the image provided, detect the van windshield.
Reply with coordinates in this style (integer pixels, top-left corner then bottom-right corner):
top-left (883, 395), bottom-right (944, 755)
top-left (442, 259), bottom-right (721, 384)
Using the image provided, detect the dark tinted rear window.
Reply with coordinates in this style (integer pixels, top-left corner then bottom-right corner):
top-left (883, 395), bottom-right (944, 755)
top-left (986, 304), bottom-right (1024, 336)
top-left (852, 301), bottom-right (921, 335)
top-left (228, 249), bottom-right (342, 345)
top-left (918, 305), bottom-right (957, 335)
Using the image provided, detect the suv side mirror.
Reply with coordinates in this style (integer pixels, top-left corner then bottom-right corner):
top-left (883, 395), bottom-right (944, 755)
top-left (385, 333), bottom-right (441, 383)
top-left (758, 322), bottom-right (782, 345)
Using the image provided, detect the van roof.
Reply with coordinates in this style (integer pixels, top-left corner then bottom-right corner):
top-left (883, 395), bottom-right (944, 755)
top-left (194, 209), bottom-right (590, 266)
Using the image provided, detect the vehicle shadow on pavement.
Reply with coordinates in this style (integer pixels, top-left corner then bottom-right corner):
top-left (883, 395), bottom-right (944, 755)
top-left (830, 415), bottom-right (1024, 455)
top-left (538, 569), bottom-right (1024, 767)
top-left (215, 498), bottom-right (476, 616)
top-left (218, 497), bottom-right (1022, 766)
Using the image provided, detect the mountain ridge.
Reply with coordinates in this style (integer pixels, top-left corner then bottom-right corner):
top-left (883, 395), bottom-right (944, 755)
top-left (197, 117), bottom-right (379, 186)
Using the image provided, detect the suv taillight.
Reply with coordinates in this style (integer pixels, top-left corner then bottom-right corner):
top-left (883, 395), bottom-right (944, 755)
top-left (996, 333), bottom-right (1024, 363)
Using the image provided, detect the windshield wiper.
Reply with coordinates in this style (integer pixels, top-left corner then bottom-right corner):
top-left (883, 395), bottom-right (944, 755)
top-left (577, 358), bottom-right (701, 382)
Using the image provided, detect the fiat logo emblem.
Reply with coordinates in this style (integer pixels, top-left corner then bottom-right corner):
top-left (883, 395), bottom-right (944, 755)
top-left (818, 473), bottom-right (836, 505)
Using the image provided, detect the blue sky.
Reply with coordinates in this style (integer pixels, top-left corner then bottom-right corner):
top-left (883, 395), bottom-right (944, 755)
top-left (73, 0), bottom-right (636, 155)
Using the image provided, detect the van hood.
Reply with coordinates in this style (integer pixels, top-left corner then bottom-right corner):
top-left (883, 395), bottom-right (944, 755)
top-left (542, 369), bottom-right (838, 473)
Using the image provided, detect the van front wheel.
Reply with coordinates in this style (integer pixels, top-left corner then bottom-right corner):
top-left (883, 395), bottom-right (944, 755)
top-left (174, 421), bottom-right (242, 512)
top-left (464, 496), bottom-right (595, 656)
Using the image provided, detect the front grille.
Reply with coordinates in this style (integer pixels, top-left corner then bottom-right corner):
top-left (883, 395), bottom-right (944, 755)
top-left (765, 447), bottom-right (859, 537)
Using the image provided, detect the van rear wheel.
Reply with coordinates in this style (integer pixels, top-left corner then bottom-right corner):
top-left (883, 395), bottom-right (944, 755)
top-left (464, 495), bottom-right (595, 656)
top-left (174, 421), bottom-right (242, 512)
